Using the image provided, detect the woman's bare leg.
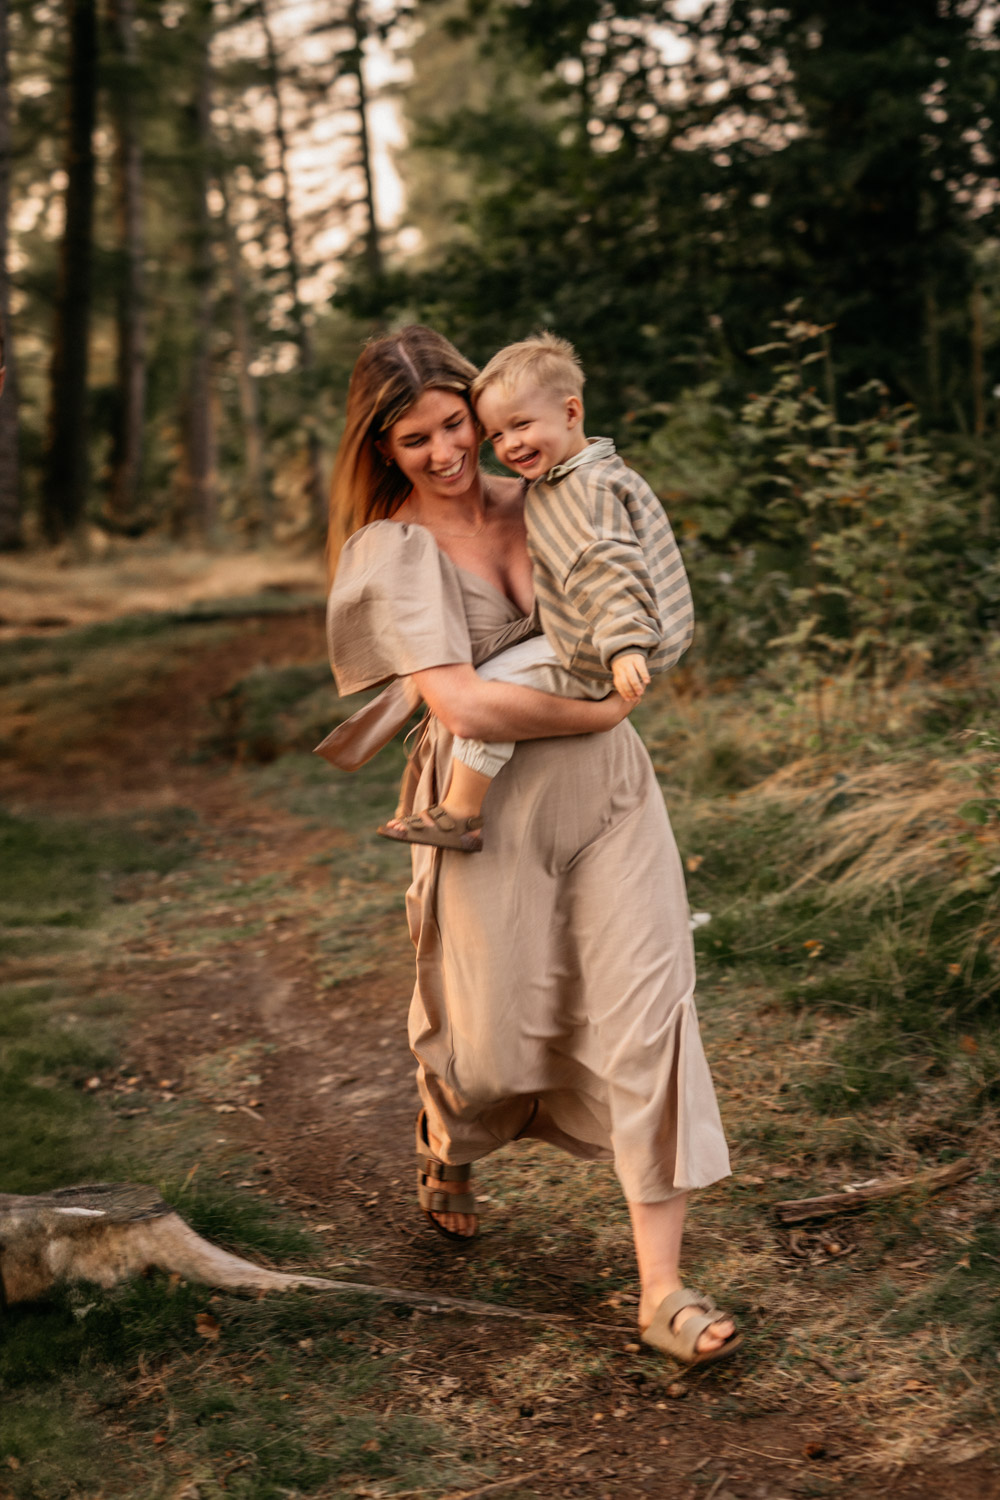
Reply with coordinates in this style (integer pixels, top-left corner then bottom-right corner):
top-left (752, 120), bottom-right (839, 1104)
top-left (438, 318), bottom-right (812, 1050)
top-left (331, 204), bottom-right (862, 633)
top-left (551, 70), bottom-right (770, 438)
top-left (628, 1193), bottom-right (735, 1354)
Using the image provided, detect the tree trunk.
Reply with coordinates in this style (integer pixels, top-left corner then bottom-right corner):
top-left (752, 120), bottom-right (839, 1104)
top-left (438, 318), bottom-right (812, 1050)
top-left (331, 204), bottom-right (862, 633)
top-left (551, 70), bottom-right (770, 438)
top-left (218, 169), bottom-right (267, 534)
top-left (40, 0), bottom-right (98, 543)
top-left (0, 0), bottom-right (21, 549)
top-left (179, 2), bottom-right (217, 537)
top-left (346, 0), bottom-right (383, 287)
top-left (106, 0), bottom-right (147, 530)
top-left (258, 0), bottom-right (324, 534)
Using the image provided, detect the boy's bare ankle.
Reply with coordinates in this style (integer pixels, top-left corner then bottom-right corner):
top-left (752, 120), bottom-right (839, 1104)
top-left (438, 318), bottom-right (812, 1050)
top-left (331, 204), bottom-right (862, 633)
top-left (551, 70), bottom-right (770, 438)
top-left (440, 799), bottom-right (483, 824)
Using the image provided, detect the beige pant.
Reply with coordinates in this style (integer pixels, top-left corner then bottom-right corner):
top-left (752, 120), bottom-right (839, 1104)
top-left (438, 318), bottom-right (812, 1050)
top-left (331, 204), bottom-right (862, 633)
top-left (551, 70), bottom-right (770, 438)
top-left (453, 636), bottom-right (608, 777)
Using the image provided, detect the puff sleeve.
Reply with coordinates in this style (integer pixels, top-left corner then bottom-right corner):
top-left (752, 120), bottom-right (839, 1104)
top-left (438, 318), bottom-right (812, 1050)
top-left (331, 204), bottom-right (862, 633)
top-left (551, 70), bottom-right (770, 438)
top-left (327, 521), bottom-right (473, 695)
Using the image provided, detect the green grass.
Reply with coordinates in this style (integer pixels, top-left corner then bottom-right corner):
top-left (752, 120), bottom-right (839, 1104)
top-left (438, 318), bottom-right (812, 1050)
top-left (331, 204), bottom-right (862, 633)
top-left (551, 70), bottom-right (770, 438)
top-left (3, 600), bottom-right (999, 1484)
top-left (201, 661), bottom-right (336, 763)
top-left (0, 703), bottom-right (484, 1496)
top-left (0, 806), bottom-right (198, 928)
top-left (0, 807), bottom-right (199, 1193)
top-left (0, 1284), bottom-right (470, 1500)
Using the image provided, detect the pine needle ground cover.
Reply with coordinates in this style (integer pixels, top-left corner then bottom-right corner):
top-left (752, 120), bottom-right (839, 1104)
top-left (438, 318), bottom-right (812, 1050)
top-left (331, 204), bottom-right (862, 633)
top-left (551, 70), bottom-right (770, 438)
top-left (0, 592), bottom-right (997, 1498)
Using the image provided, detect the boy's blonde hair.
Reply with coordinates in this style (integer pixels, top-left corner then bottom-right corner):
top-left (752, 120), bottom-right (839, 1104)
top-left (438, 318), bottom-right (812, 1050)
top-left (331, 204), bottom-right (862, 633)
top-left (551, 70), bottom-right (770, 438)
top-left (471, 332), bottom-right (585, 405)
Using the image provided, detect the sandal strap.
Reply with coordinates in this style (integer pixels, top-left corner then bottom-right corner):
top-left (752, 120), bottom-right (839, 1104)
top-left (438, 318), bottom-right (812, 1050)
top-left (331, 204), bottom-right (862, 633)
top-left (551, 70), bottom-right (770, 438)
top-left (659, 1286), bottom-right (720, 1320)
top-left (415, 1108), bottom-right (474, 1183)
top-left (419, 1157), bottom-right (470, 1183)
top-left (381, 807), bottom-right (485, 848)
top-left (417, 1182), bottom-right (477, 1215)
top-left (659, 1307), bottom-right (718, 1361)
top-left (426, 805), bottom-right (484, 834)
top-left (642, 1286), bottom-right (732, 1360)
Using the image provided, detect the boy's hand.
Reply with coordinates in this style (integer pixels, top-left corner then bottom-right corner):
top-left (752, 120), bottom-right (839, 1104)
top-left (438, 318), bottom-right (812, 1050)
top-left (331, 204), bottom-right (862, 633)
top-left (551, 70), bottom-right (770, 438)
top-left (612, 652), bottom-right (651, 702)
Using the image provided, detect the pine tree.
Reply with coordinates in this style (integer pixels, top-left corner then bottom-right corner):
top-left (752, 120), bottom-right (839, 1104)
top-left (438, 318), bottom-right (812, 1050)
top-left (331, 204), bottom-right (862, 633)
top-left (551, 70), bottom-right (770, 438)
top-left (40, 0), bottom-right (98, 542)
top-left (0, 0), bottom-right (20, 549)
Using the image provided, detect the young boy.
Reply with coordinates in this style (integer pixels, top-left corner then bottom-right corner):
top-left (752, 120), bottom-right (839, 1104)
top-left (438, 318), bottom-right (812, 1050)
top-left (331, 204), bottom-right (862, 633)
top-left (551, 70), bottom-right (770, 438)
top-left (378, 332), bottom-right (694, 851)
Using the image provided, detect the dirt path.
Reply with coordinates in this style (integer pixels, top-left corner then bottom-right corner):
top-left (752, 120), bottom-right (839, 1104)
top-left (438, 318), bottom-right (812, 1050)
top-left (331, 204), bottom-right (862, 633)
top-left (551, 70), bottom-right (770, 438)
top-left (0, 542), bottom-right (325, 637)
top-left (3, 584), bottom-right (997, 1500)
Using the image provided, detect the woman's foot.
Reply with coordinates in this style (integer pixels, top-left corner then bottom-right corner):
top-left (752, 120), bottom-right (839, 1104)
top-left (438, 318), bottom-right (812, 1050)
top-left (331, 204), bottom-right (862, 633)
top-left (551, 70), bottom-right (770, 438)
top-left (416, 1111), bottom-right (479, 1240)
top-left (422, 1176), bottom-right (478, 1239)
top-left (378, 805), bottom-right (484, 852)
top-left (639, 1284), bottom-right (740, 1366)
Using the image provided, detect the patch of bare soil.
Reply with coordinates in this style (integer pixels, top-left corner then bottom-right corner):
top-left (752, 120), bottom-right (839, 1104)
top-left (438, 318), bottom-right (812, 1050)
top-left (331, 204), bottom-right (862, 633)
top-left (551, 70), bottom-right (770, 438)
top-left (3, 574), bottom-right (997, 1500)
top-left (0, 541), bottom-right (324, 637)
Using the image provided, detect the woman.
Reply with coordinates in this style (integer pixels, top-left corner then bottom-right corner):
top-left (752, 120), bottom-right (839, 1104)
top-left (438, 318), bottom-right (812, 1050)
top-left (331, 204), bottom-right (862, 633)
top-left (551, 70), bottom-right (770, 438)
top-left (323, 326), bottom-right (739, 1366)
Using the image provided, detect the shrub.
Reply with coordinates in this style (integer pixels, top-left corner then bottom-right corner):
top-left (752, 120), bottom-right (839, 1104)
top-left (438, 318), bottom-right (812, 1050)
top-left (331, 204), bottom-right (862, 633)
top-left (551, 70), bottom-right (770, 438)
top-left (627, 314), bottom-right (999, 682)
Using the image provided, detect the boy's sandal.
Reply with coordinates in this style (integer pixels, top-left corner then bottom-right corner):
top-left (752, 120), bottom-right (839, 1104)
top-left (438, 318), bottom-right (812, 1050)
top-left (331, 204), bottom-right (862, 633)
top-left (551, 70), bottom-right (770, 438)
top-left (416, 1111), bottom-right (479, 1242)
top-left (640, 1287), bottom-right (742, 1367)
top-left (378, 805), bottom-right (484, 852)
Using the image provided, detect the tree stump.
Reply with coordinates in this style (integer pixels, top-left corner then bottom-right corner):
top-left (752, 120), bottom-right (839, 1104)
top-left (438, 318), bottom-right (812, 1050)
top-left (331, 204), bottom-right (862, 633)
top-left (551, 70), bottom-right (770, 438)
top-left (0, 1183), bottom-right (574, 1324)
top-left (0, 1183), bottom-right (339, 1307)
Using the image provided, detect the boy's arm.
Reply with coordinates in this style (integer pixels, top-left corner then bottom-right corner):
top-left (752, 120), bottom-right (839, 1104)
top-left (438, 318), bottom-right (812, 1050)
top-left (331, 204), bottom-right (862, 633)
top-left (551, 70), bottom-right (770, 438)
top-left (555, 477), bottom-right (688, 669)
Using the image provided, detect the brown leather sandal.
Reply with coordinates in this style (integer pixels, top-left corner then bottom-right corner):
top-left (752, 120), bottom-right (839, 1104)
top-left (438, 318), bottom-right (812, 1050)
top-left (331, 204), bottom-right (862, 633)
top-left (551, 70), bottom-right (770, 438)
top-left (378, 805), bottom-right (484, 852)
top-left (416, 1111), bottom-right (479, 1242)
top-left (641, 1288), bottom-right (742, 1366)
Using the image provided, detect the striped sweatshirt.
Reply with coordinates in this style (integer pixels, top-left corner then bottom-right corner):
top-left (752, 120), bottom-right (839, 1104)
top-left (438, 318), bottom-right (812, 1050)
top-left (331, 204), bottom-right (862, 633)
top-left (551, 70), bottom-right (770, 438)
top-left (525, 437), bottom-right (694, 683)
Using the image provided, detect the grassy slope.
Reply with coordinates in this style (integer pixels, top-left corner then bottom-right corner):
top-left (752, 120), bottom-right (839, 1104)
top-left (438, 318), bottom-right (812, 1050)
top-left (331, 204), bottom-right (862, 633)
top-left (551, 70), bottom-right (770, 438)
top-left (1, 609), bottom-right (998, 1494)
top-left (0, 616), bottom-right (477, 1500)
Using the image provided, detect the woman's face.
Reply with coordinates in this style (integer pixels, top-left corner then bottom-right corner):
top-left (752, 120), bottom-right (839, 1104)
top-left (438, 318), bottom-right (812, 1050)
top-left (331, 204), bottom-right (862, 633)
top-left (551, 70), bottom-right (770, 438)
top-left (381, 388), bottom-right (479, 505)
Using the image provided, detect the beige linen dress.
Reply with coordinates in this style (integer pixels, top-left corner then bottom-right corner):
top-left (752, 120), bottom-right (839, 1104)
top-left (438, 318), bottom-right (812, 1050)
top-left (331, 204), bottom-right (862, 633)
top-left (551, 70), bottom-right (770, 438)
top-left (327, 521), bottom-right (730, 1204)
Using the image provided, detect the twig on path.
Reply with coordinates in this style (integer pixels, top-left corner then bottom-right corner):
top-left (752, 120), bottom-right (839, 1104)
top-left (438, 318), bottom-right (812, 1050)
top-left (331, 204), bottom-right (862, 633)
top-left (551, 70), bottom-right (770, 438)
top-left (772, 1159), bottom-right (975, 1225)
top-left (319, 1280), bottom-right (573, 1322)
top-left (440, 1470), bottom-right (546, 1500)
top-left (789, 1334), bottom-right (866, 1384)
top-left (720, 1443), bottom-right (802, 1467)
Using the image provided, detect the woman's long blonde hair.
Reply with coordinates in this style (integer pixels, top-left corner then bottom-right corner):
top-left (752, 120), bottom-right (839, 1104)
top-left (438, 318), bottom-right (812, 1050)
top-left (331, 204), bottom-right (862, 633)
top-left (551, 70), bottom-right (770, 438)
top-left (326, 325), bottom-right (479, 575)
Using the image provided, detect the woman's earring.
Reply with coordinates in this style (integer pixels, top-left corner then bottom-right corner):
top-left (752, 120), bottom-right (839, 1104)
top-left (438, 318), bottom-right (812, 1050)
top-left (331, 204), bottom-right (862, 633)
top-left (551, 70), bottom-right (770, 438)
top-left (384, 456), bottom-right (393, 467)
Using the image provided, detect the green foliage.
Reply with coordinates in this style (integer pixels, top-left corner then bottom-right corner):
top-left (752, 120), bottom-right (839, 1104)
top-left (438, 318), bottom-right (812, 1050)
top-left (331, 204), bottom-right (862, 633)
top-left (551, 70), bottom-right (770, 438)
top-left (627, 317), bottom-right (999, 679)
top-left (957, 730), bottom-right (1000, 829)
top-left (353, 0), bottom-right (1000, 435)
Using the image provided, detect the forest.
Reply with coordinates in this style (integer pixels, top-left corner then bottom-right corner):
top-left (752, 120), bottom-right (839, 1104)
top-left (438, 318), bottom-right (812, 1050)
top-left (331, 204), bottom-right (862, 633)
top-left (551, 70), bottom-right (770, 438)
top-left (2, 5), bottom-right (1000, 1498)
top-left (1, 0), bottom-right (998, 682)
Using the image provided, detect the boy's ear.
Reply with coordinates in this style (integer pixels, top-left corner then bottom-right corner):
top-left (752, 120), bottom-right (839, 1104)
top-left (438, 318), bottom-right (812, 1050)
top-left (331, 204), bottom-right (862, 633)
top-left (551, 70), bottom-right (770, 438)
top-left (565, 394), bottom-right (584, 427)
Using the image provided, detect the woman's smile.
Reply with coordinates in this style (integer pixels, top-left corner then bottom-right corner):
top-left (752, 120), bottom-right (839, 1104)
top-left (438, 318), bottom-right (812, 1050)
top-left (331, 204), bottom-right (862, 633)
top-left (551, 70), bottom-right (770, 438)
top-left (433, 456), bottom-right (466, 481)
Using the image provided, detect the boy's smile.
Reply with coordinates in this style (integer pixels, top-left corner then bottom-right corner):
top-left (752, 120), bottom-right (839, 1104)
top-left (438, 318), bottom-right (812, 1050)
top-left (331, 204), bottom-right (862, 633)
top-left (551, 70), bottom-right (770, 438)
top-left (476, 381), bottom-right (587, 482)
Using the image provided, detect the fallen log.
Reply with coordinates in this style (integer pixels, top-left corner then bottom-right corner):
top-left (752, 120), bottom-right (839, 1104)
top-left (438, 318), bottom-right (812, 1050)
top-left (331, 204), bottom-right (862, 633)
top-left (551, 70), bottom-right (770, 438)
top-left (772, 1159), bottom-right (975, 1225)
top-left (0, 1183), bottom-right (570, 1324)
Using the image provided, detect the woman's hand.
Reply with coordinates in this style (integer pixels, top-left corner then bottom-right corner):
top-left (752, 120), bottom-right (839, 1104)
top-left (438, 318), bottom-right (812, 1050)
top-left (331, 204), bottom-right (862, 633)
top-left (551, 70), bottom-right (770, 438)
top-left (591, 690), bottom-right (634, 730)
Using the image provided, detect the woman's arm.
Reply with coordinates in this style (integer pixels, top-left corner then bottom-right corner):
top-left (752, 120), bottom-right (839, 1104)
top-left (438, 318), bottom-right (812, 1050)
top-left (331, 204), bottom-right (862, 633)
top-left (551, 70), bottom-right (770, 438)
top-left (411, 663), bottom-right (630, 742)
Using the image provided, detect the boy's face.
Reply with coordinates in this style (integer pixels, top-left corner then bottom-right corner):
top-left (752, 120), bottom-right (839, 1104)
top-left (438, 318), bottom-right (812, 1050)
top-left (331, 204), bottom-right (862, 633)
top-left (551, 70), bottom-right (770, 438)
top-left (476, 381), bottom-right (586, 482)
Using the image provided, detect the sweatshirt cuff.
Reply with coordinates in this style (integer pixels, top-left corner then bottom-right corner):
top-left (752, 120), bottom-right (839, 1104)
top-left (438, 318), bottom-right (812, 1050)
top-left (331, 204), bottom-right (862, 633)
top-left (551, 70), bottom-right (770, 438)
top-left (606, 644), bottom-right (653, 667)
